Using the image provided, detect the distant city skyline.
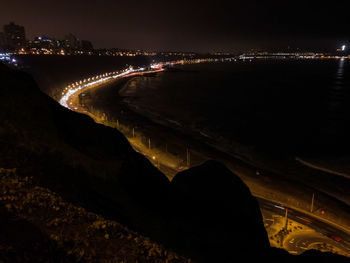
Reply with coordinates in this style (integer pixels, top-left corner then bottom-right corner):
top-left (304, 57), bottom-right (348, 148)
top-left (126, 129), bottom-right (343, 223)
top-left (1, 0), bottom-right (349, 52)
top-left (1, 21), bottom-right (349, 58)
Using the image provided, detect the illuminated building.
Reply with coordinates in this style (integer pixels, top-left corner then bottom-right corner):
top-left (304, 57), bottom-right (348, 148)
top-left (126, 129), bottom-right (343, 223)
top-left (64, 33), bottom-right (79, 51)
top-left (26, 36), bottom-right (60, 54)
top-left (3, 22), bottom-right (26, 50)
top-left (335, 44), bottom-right (348, 57)
top-left (336, 45), bottom-right (346, 52)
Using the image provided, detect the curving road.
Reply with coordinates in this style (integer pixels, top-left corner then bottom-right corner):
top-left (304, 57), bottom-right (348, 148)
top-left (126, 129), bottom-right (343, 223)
top-left (259, 197), bottom-right (350, 256)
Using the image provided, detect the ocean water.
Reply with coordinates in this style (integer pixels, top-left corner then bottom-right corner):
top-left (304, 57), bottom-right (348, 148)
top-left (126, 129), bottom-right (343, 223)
top-left (120, 59), bottom-right (350, 156)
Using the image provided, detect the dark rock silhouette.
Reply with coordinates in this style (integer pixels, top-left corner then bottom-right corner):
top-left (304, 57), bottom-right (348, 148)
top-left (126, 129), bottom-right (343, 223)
top-left (168, 160), bottom-right (269, 262)
top-left (0, 205), bottom-right (80, 263)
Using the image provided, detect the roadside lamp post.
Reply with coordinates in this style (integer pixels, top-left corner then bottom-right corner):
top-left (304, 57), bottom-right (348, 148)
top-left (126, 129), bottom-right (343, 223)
top-left (310, 193), bottom-right (315, 213)
top-left (284, 208), bottom-right (289, 230)
top-left (186, 148), bottom-right (191, 167)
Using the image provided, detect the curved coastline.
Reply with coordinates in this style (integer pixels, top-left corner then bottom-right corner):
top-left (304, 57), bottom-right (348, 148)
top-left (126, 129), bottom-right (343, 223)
top-left (59, 62), bottom-right (350, 251)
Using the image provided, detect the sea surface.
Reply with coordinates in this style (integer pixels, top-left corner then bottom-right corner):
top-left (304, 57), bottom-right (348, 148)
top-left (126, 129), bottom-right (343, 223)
top-left (119, 59), bottom-right (350, 156)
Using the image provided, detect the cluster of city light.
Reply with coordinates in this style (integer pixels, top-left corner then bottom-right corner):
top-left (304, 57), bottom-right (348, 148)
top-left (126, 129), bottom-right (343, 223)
top-left (172, 58), bottom-right (215, 65)
top-left (0, 52), bottom-right (17, 65)
top-left (150, 63), bottom-right (162, 69)
top-left (0, 53), bottom-right (12, 61)
top-left (111, 51), bottom-right (156, 56)
top-left (240, 52), bottom-right (350, 60)
top-left (14, 48), bottom-right (158, 57)
top-left (168, 57), bottom-right (234, 65)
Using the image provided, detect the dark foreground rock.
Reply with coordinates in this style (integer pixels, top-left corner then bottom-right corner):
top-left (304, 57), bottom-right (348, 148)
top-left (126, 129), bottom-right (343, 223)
top-left (0, 169), bottom-right (187, 263)
top-left (0, 204), bottom-right (77, 263)
top-left (168, 160), bottom-right (270, 261)
top-left (0, 65), bottom-right (349, 262)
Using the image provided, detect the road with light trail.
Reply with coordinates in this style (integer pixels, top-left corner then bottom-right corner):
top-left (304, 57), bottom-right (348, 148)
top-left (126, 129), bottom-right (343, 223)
top-left (259, 197), bottom-right (350, 256)
top-left (61, 64), bottom-right (188, 177)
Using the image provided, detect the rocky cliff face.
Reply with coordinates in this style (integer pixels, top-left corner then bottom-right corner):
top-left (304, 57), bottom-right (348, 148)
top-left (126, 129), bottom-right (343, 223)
top-left (0, 65), bottom-right (349, 262)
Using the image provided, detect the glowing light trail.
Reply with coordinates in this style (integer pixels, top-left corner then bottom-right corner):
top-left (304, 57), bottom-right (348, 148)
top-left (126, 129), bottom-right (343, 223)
top-left (59, 65), bottom-right (163, 108)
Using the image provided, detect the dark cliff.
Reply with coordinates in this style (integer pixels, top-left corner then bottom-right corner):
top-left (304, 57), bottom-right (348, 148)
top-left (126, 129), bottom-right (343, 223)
top-left (0, 64), bottom-right (349, 262)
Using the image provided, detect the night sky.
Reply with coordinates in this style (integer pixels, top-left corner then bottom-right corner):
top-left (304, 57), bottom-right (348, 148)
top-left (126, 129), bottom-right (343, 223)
top-left (1, 0), bottom-right (349, 52)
